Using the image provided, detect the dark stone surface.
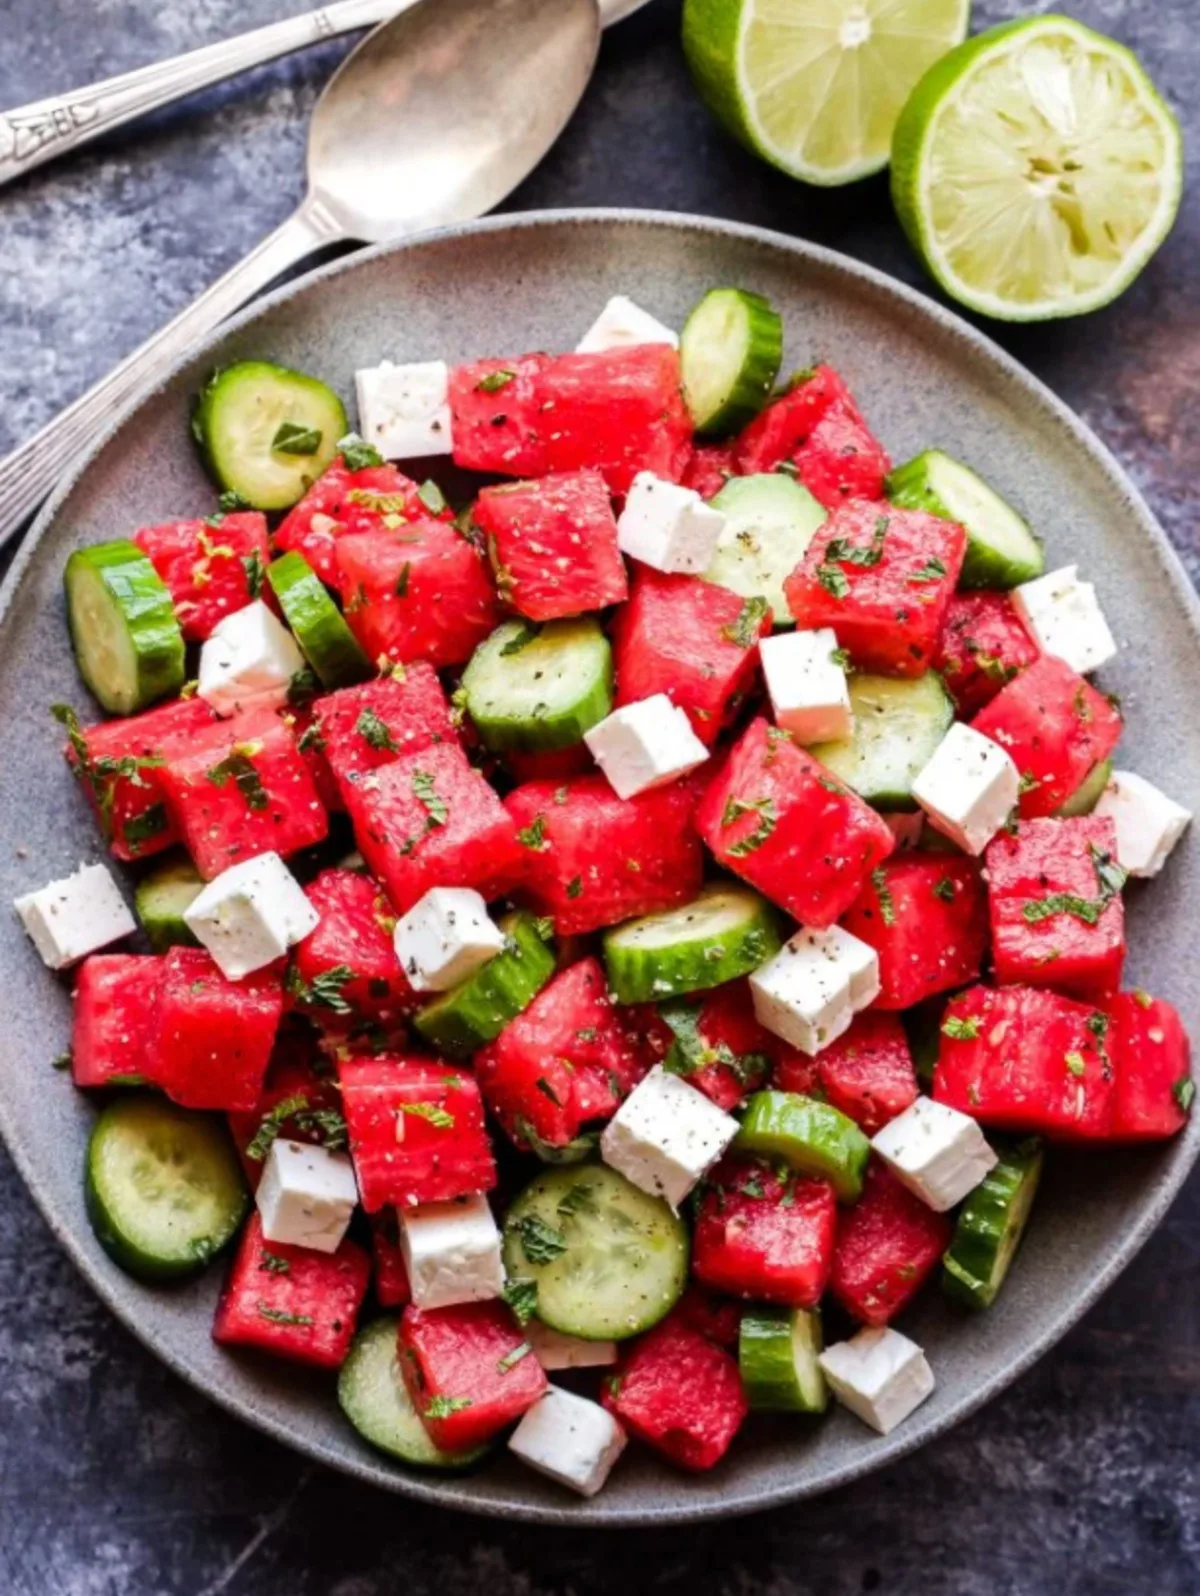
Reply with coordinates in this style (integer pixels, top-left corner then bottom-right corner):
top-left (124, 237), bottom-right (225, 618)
top-left (0, 2), bottom-right (1196, 1591)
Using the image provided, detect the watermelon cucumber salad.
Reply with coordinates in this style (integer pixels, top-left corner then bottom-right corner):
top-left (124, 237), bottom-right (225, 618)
top-left (15, 286), bottom-right (1194, 1498)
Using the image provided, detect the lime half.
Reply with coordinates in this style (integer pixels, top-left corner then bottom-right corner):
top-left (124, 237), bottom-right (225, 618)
top-left (892, 16), bottom-right (1183, 321)
top-left (683, 0), bottom-right (971, 187)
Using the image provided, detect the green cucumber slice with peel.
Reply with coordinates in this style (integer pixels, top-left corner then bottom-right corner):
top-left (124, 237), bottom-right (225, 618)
top-left (943, 1137), bottom-right (1043, 1308)
top-left (886, 450), bottom-right (1044, 589)
top-left (461, 617), bottom-right (613, 754)
top-left (192, 360), bottom-right (347, 511)
top-left (735, 1091), bottom-right (870, 1203)
top-left (602, 883), bottom-right (782, 1005)
top-left (413, 912), bottom-right (557, 1058)
top-left (680, 288), bottom-right (784, 436)
top-left (501, 1163), bottom-right (688, 1341)
top-left (338, 1316), bottom-right (491, 1469)
top-left (812, 671), bottom-right (954, 810)
top-left (1056, 759), bottom-right (1113, 818)
top-left (64, 542), bottom-right (186, 714)
top-left (739, 1306), bottom-right (828, 1413)
top-left (705, 473), bottom-right (826, 623)
top-left (135, 853), bottom-right (203, 952)
top-left (267, 551), bottom-right (371, 689)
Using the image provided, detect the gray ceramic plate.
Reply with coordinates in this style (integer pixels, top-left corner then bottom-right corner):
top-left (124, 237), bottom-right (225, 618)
top-left (1, 211), bottom-right (1197, 1526)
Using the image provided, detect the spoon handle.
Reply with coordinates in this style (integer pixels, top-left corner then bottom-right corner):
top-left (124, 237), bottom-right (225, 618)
top-left (0, 0), bottom-right (402, 191)
top-left (0, 202), bottom-right (340, 550)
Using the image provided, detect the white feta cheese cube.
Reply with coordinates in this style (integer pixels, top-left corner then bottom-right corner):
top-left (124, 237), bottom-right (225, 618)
top-left (1093, 769), bottom-right (1192, 878)
top-left (884, 811), bottom-right (926, 852)
top-left (616, 472), bottom-right (726, 575)
top-left (256, 1139), bottom-right (358, 1254)
top-left (354, 359), bottom-right (452, 459)
top-left (1012, 565), bottom-right (1117, 675)
top-left (818, 1326), bottom-right (934, 1435)
top-left (183, 852), bottom-right (318, 981)
top-left (575, 295), bottom-right (678, 355)
top-left (508, 1387), bottom-right (627, 1498)
top-left (584, 694), bottom-right (708, 801)
top-left (871, 1096), bottom-right (998, 1212)
top-left (393, 886), bottom-right (505, 993)
top-left (600, 1065), bottom-right (738, 1209)
top-left (14, 862), bottom-right (135, 970)
top-left (749, 924), bottom-right (880, 1056)
top-left (761, 628), bottom-right (852, 744)
top-left (911, 721), bottom-right (1019, 856)
top-left (526, 1321), bottom-right (618, 1372)
top-left (197, 600), bottom-right (305, 718)
top-left (399, 1194), bottom-right (505, 1310)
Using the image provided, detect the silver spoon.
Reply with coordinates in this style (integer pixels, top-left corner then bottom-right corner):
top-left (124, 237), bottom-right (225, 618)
top-left (0, 0), bottom-right (600, 549)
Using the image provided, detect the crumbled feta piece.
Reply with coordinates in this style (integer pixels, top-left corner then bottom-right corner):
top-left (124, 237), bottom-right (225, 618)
top-left (393, 886), bottom-right (505, 993)
top-left (616, 472), bottom-right (726, 575)
top-left (399, 1194), bottom-right (505, 1310)
top-left (575, 296), bottom-right (678, 355)
top-left (600, 1065), bottom-right (738, 1209)
top-left (526, 1321), bottom-right (618, 1372)
top-left (883, 811), bottom-right (926, 852)
top-left (256, 1138), bottom-right (358, 1254)
top-left (197, 600), bottom-right (306, 718)
top-left (1012, 565), bottom-right (1117, 675)
top-left (871, 1096), bottom-right (998, 1212)
top-left (14, 862), bottom-right (135, 969)
top-left (911, 721), bottom-right (1019, 856)
top-left (819, 1326), bottom-right (934, 1435)
top-left (354, 359), bottom-right (452, 459)
top-left (183, 852), bottom-right (318, 981)
top-left (508, 1386), bottom-right (627, 1497)
top-left (1093, 769), bottom-right (1192, 878)
top-left (760, 628), bottom-right (853, 744)
top-left (749, 924), bottom-right (880, 1056)
top-left (584, 694), bottom-right (708, 801)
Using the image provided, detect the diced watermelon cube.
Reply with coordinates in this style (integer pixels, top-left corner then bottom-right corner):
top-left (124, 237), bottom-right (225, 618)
top-left (285, 704), bottom-right (344, 814)
top-left (612, 568), bottom-right (770, 747)
top-left (473, 469), bottom-right (628, 622)
top-left (814, 1012), bottom-right (919, 1135)
top-left (603, 1315), bottom-right (747, 1471)
top-left (638, 980), bottom-right (774, 1112)
top-left (158, 706), bottom-right (328, 880)
top-left (791, 399), bottom-right (891, 511)
top-left (970, 655), bottom-right (1123, 819)
top-left (692, 1155), bottom-right (837, 1307)
top-left (1105, 990), bottom-right (1192, 1141)
top-left (934, 984), bottom-right (1115, 1139)
top-left (226, 1037), bottom-right (343, 1186)
top-left (935, 591), bottom-right (1041, 717)
top-left (504, 771), bottom-right (705, 936)
top-left (133, 513), bottom-right (271, 642)
top-left (339, 1054), bottom-right (496, 1210)
top-left (672, 1285), bottom-right (743, 1348)
top-left (71, 954), bottom-right (165, 1088)
top-left (369, 1209), bottom-right (412, 1307)
top-left (985, 816), bottom-right (1126, 1001)
top-left (344, 741), bottom-right (520, 915)
top-left (784, 501), bottom-right (966, 678)
top-left (505, 744), bottom-right (594, 785)
top-left (696, 718), bottom-right (894, 929)
top-left (336, 521), bottom-right (501, 670)
top-left (841, 854), bottom-right (989, 1010)
top-left (312, 667), bottom-right (460, 804)
top-left (734, 364), bottom-right (850, 476)
top-left (213, 1212), bottom-right (370, 1369)
top-left (152, 948), bottom-right (283, 1112)
top-left (399, 1300), bottom-right (548, 1451)
top-left (289, 868), bottom-right (416, 1027)
top-left (681, 443), bottom-right (736, 500)
top-left (475, 958), bottom-right (648, 1153)
top-left (449, 354), bottom-right (551, 478)
top-left (275, 459), bottom-right (448, 586)
top-left (829, 1159), bottom-right (953, 1327)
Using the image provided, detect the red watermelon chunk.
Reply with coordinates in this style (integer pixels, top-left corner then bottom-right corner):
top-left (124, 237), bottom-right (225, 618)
top-left (399, 1300), bottom-right (548, 1451)
top-left (639, 980), bottom-right (775, 1112)
top-left (505, 744), bottom-right (594, 785)
top-left (672, 1285), bottom-right (742, 1349)
top-left (603, 1315), bottom-right (747, 1472)
top-left (692, 1155), bottom-right (837, 1307)
top-left (612, 568), bottom-right (770, 747)
top-left (474, 469), bottom-right (628, 621)
top-left (290, 868), bottom-right (416, 1027)
top-left (841, 854), bottom-right (989, 1010)
top-left (313, 668), bottom-right (459, 804)
top-left (449, 354), bottom-right (551, 477)
top-left (696, 718), bottom-right (894, 929)
top-left (369, 1210), bottom-right (412, 1307)
top-left (1105, 990), bottom-right (1192, 1141)
top-left (152, 948), bottom-right (283, 1112)
top-left (682, 443), bottom-right (736, 500)
top-left (734, 364), bottom-right (850, 476)
top-left (284, 704), bottom-right (343, 814)
top-left (784, 501), bottom-right (966, 678)
top-left (791, 399), bottom-right (891, 511)
top-left (275, 458), bottom-right (447, 586)
top-left (829, 1159), bottom-right (953, 1327)
top-left (935, 590), bottom-right (1041, 717)
top-left (504, 771), bottom-right (705, 936)
top-left (814, 1012), bottom-right (919, 1135)
top-left (134, 513), bottom-right (271, 642)
top-left (226, 1038), bottom-right (343, 1187)
top-left (71, 954), bottom-right (165, 1088)
top-left (213, 1212), bottom-right (370, 1370)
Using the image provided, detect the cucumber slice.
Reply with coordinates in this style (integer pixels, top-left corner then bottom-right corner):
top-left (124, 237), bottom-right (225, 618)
top-left (739, 1306), bottom-right (828, 1414)
top-left (338, 1316), bottom-right (491, 1469)
top-left (1056, 759), bottom-right (1113, 818)
top-left (501, 1163), bottom-right (688, 1341)
top-left (886, 450), bottom-right (1044, 589)
top-left (85, 1094), bottom-right (248, 1282)
top-left (735, 1091), bottom-right (870, 1203)
top-left (602, 884), bottom-right (782, 1005)
top-left (680, 288), bottom-right (784, 436)
top-left (64, 542), bottom-right (185, 715)
top-left (461, 618), bottom-right (613, 754)
top-left (943, 1138), bottom-right (1043, 1309)
top-left (134, 853), bottom-right (203, 952)
top-left (705, 473), bottom-right (826, 623)
top-left (812, 671), bottom-right (954, 811)
top-left (267, 552), bottom-right (371, 689)
top-left (413, 912), bottom-right (556, 1058)
top-left (192, 361), bottom-right (347, 512)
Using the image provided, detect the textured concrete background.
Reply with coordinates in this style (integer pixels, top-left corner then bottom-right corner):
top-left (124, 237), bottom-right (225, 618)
top-left (0, 2), bottom-right (1197, 1592)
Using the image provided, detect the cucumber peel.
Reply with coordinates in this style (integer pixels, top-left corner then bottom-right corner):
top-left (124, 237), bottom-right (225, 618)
top-left (739, 1306), bottom-right (828, 1413)
top-left (887, 450), bottom-right (1044, 588)
top-left (735, 1091), bottom-right (870, 1203)
top-left (943, 1137), bottom-right (1043, 1308)
top-left (413, 912), bottom-right (556, 1057)
top-left (603, 884), bottom-right (782, 1005)
top-left (64, 542), bottom-right (185, 714)
top-left (680, 287), bottom-right (783, 436)
top-left (267, 551), bottom-right (371, 689)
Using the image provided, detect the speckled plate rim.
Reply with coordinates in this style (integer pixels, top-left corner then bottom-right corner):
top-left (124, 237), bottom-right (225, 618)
top-left (2, 208), bottom-right (1197, 1527)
